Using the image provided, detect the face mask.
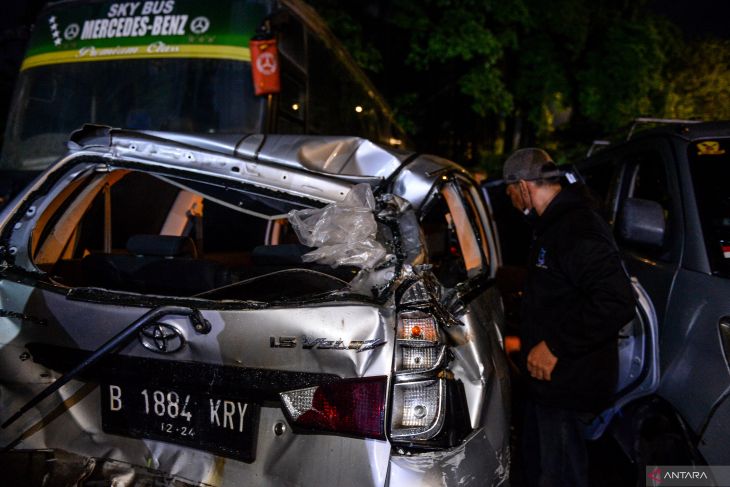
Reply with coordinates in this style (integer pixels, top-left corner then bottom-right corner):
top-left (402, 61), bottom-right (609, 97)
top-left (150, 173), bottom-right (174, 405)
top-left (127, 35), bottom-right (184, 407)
top-left (522, 207), bottom-right (539, 225)
top-left (519, 186), bottom-right (538, 224)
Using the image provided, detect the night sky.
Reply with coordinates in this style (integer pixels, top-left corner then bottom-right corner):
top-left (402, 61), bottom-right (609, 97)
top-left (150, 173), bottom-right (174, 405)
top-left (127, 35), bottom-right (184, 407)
top-left (651, 0), bottom-right (730, 39)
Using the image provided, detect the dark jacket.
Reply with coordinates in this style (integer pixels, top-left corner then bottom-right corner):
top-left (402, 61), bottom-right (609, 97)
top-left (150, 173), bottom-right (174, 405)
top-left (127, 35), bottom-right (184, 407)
top-left (519, 186), bottom-right (636, 412)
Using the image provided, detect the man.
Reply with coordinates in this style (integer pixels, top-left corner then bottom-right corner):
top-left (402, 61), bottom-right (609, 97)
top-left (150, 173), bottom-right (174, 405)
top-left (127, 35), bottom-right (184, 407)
top-left (503, 148), bottom-right (635, 487)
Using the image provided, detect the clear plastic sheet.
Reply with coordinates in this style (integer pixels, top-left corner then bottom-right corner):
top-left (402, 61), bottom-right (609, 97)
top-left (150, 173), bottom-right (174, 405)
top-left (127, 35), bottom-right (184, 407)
top-left (288, 184), bottom-right (387, 269)
top-left (377, 193), bottom-right (424, 264)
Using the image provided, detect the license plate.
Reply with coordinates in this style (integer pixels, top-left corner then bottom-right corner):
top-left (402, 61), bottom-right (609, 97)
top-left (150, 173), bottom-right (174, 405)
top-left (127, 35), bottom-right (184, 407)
top-left (100, 383), bottom-right (258, 462)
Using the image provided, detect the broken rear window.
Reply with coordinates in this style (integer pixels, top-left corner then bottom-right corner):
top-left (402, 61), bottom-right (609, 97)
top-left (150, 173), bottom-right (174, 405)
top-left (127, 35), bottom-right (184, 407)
top-left (30, 169), bottom-right (360, 298)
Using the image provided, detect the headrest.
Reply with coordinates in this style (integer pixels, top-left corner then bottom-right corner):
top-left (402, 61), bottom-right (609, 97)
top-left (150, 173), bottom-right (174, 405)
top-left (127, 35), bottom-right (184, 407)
top-left (126, 235), bottom-right (197, 257)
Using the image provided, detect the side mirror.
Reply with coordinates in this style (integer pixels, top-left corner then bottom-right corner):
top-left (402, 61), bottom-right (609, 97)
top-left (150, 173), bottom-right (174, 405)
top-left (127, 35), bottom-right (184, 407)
top-left (618, 198), bottom-right (666, 248)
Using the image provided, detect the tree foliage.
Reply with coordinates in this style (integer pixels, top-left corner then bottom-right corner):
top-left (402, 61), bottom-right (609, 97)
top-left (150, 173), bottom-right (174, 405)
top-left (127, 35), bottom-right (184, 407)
top-left (308, 0), bottom-right (727, 172)
top-left (575, 19), bottom-right (675, 130)
top-left (663, 39), bottom-right (730, 121)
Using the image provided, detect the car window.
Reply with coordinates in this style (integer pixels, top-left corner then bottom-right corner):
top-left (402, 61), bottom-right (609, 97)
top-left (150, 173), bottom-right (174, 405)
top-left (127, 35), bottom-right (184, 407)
top-left (578, 160), bottom-right (621, 222)
top-left (421, 182), bottom-right (484, 287)
top-left (627, 157), bottom-right (671, 211)
top-left (581, 162), bottom-right (615, 203)
top-left (687, 138), bottom-right (730, 276)
top-left (619, 152), bottom-right (676, 260)
top-left (276, 12), bottom-right (306, 71)
top-left (28, 169), bottom-right (364, 296)
top-left (457, 178), bottom-right (493, 271)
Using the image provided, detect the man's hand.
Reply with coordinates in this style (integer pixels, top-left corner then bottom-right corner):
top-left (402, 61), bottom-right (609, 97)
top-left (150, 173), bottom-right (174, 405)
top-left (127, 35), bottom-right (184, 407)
top-left (527, 341), bottom-right (558, 381)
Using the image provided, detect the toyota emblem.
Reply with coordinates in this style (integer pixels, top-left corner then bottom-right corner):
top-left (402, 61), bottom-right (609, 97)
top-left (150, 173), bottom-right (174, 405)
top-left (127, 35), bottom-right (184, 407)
top-left (139, 323), bottom-right (185, 353)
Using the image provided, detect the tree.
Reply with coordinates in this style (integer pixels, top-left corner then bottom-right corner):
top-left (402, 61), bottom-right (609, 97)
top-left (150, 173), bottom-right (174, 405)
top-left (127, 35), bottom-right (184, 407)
top-left (308, 0), bottom-right (718, 172)
top-left (663, 39), bottom-right (730, 121)
top-left (507, 0), bottom-right (679, 155)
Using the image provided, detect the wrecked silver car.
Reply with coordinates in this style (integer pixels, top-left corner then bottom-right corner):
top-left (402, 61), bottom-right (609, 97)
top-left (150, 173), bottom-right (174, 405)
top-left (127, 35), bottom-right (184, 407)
top-left (0, 126), bottom-right (510, 486)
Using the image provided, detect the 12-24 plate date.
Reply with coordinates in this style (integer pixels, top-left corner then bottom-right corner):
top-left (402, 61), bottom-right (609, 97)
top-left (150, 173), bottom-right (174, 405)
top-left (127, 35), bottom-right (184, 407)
top-left (160, 422), bottom-right (195, 437)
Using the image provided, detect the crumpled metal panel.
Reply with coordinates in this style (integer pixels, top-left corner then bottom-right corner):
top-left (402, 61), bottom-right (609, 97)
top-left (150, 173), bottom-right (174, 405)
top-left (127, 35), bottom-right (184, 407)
top-left (388, 429), bottom-right (510, 487)
top-left (0, 389), bottom-right (392, 486)
top-left (0, 449), bottom-right (204, 487)
top-left (445, 288), bottom-right (510, 430)
top-left (0, 156), bottom-right (96, 236)
top-left (1, 283), bottom-right (393, 373)
top-left (389, 155), bottom-right (464, 211)
top-left (255, 135), bottom-right (410, 178)
top-left (0, 278), bottom-right (395, 486)
top-left (69, 126), bottom-right (413, 182)
top-left (107, 140), bottom-right (356, 204)
top-left (0, 275), bottom-right (511, 486)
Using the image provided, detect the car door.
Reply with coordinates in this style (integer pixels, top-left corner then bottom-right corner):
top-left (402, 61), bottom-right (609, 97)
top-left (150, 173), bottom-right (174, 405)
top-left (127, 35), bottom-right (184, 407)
top-left (614, 141), bottom-right (683, 323)
top-left (660, 136), bottom-right (730, 464)
top-left (575, 152), bottom-right (663, 439)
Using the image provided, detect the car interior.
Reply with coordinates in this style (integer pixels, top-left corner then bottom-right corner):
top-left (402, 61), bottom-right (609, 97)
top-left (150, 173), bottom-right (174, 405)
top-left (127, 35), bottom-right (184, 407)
top-left (29, 167), bottom-right (487, 301)
top-left (31, 169), bottom-right (361, 298)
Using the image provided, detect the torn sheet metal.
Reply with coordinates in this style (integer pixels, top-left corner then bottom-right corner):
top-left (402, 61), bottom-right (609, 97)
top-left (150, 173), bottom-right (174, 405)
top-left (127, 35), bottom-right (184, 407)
top-left (0, 385), bottom-right (393, 487)
top-left (388, 429), bottom-right (510, 487)
top-left (0, 282), bottom-right (395, 486)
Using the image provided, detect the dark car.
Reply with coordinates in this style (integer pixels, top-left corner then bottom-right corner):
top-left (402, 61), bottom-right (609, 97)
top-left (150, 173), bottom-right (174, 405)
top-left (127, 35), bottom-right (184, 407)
top-left (575, 121), bottom-right (730, 469)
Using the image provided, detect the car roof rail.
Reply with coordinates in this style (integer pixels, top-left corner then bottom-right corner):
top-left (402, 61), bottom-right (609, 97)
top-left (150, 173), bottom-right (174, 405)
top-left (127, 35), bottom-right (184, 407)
top-left (587, 140), bottom-right (611, 157)
top-left (627, 117), bottom-right (703, 141)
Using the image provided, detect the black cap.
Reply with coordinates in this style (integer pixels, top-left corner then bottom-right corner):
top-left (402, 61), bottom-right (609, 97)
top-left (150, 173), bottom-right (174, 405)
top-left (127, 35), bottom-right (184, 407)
top-left (503, 148), bottom-right (561, 184)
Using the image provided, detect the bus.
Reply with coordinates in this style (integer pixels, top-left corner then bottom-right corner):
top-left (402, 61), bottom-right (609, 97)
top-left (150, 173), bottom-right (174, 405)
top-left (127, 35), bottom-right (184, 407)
top-left (0, 0), bottom-right (406, 204)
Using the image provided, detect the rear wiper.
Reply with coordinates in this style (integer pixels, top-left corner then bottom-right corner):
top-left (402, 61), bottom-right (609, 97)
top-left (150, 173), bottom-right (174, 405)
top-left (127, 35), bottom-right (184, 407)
top-left (1, 306), bottom-right (211, 433)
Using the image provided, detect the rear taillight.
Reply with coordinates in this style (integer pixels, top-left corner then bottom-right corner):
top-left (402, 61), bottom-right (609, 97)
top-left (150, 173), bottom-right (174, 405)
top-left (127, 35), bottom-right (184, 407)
top-left (280, 377), bottom-right (386, 439)
top-left (392, 309), bottom-right (449, 442)
top-left (395, 310), bottom-right (445, 373)
top-left (390, 379), bottom-right (445, 440)
top-left (389, 279), bottom-right (472, 447)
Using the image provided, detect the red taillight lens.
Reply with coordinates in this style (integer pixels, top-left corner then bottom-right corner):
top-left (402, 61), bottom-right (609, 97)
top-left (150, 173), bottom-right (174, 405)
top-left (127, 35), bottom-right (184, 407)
top-left (280, 377), bottom-right (386, 439)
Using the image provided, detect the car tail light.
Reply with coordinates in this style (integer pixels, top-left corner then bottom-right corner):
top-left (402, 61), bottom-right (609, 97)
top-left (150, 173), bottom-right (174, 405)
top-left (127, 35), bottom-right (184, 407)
top-left (279, 377), bottom-right (386, 439)
top-left (390, 379), bottom-right (445, 440)
top-left (399, 312), bottom-right (439, 341)
top-left (396, 311), bottom-right (445, 372)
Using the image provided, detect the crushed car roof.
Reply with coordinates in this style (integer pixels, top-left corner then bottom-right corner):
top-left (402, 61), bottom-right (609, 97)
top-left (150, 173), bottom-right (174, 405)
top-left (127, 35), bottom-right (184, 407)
top-left (61, 125), bottom-right (466, 210)
top-left (70, 125), bottom-right (416, 180)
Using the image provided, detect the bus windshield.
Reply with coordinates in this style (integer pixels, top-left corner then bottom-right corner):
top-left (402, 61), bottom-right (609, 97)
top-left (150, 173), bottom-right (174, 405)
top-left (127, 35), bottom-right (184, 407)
top-left (2, 59), bottom-right (264, 170)
top-left (1, 0), bottom-right (268, 170)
